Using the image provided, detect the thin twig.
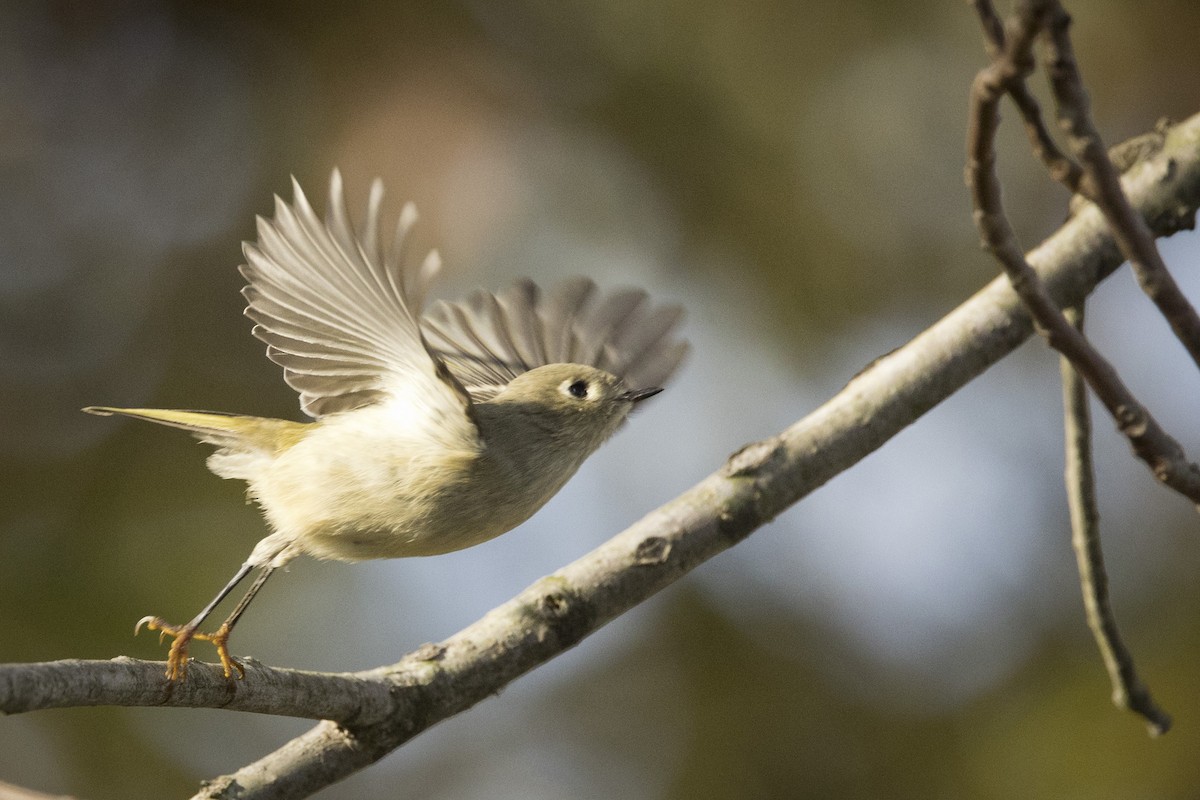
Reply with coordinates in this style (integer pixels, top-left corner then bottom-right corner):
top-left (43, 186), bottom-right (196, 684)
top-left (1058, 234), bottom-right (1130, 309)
top-left (967, 8), bottom-right (1200, 506)
top-left (969, 0), bottom-right (1193, 736)
top-left (974, 0), bottom-right (1086, 188)
top-left (1060, 305), bottom-right (1171, 735)
top-left (1035, 0), bottom-right (1200, 367)
top-left (972, 0), bottom-right (1006, 55)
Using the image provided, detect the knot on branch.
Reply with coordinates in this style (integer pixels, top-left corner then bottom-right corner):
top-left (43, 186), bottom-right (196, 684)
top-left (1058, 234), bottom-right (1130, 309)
top-left (633, 536), bottom-right (672, 566)
top-left (523, 579), bottom-right (596, 651)
top-left (1113, 404), bottom-right (1148, 437)
top-left (410, 643), bottom-right (447, 663)
top-left (724, 438), bottom-right (786, 478)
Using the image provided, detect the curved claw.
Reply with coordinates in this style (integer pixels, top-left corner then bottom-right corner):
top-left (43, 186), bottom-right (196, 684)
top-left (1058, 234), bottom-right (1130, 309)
top-left (135, 615), bottom-right (180, 645)
top-left (134, 615), bottom-right (197, 680)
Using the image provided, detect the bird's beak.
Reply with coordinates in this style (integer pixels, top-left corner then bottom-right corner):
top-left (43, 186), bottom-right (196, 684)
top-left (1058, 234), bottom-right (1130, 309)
top-left (621, 386), bottom-right (663, 403)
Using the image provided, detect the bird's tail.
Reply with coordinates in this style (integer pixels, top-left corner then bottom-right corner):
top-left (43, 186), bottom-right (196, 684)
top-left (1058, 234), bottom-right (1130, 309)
top-left (83, 407), bottom-right (307, 456)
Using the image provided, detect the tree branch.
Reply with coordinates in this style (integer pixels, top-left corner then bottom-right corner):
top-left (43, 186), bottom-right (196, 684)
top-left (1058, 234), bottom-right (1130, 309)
top-left (0, 658), bottom-right (394, 724)
top-left (199, 112), bottom-right (1200, 798)
top-left (973, 0), bottom-right (1087, 189)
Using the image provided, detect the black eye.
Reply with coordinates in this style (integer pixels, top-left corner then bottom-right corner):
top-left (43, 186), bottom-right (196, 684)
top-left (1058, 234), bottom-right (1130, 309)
top-left (567, 380), bottom-right (589, 399)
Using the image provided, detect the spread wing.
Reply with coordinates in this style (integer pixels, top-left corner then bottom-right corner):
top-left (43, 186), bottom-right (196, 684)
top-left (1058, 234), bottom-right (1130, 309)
top-left (421, 277), bottom-right (689, 402)
top-left (241, 170), bottom-right (472, 424)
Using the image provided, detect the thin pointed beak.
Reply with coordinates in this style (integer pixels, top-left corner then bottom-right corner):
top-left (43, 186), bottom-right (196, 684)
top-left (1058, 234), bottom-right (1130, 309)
top-left (621, 386), bottom-right (663, 403)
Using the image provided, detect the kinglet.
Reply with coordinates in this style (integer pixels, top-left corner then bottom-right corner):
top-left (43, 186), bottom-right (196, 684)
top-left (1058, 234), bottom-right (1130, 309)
top-left (86, 171), bottom-right (686, 681)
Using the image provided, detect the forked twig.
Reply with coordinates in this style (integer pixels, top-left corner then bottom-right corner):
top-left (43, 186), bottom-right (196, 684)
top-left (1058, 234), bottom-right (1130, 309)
top-left (973, 0), bottom-right (1085, 188)
top-left (1038, 4), bottom-right (1200, 367)
top-left (967, 0), bottom-right (1197, 733)
top-left (967, 0), bottom-right (1200, 506)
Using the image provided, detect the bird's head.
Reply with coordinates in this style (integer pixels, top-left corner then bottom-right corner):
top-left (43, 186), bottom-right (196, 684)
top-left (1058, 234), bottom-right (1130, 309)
top-left (484, 363), bottom-right (662, 454)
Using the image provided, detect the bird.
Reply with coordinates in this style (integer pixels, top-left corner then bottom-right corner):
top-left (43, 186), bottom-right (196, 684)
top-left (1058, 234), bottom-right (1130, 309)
top-left (85, 170), bottom-right (687, 681)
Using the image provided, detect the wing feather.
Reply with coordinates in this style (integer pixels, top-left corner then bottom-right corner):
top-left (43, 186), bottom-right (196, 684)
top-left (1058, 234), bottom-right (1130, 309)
top-left (422, 277), bottom-right (687, 402)
top-left (242, 171), bottom-right (473, 429)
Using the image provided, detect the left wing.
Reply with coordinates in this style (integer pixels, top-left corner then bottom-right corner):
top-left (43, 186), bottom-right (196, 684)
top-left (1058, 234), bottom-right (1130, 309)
top-left (241, 171), bottom-right (471, 428)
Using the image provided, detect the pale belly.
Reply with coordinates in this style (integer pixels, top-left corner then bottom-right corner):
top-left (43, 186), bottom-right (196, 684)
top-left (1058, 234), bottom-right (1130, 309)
top-left (246, 416), bottom-right (573, 563)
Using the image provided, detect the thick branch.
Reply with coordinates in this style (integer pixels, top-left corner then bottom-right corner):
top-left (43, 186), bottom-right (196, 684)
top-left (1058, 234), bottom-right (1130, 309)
top-left (2, 112), bottom-right (1199, 800)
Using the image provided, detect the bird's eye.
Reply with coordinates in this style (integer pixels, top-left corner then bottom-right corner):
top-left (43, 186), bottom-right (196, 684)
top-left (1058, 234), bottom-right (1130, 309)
top-left (567, 380), bottom-right (589, 399)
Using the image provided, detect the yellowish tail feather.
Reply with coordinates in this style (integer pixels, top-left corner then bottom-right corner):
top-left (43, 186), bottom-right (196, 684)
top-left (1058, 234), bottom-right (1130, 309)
top-left (82, 407), bottom-right (307, 453)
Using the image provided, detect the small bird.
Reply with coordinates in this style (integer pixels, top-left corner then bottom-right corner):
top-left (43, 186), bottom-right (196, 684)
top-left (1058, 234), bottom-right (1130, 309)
top-left (86, 170), bottom-right (687, 681)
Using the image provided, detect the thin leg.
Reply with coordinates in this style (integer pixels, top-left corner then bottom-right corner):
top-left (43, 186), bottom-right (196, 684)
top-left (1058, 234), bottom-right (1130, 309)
top-left (137, 561), bottom-right (257, 681)
top-left (191, 566), bottom-right (277, 679)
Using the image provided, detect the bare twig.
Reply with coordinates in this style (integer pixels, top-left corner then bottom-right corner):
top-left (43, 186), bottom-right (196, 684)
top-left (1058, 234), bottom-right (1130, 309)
top-left (1060, 306), bottom-right (1171, 735)
top-left (974, 0), bottom-right (1086, 188)
top-left (977, 0), bottom-right (1200, 363)
top-left (969, 0), bottom-right (1195, 736)
top-left (1037, 2), bottom-right (1200, 368)
top-left (967, 5), bottom-right (1200, 506)
top-left (972, 0), bottom-right (1006, 55)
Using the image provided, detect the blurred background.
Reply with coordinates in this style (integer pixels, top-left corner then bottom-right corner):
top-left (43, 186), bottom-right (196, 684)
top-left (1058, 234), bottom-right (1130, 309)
top-left (4, 1), bottom-right (1200, 797)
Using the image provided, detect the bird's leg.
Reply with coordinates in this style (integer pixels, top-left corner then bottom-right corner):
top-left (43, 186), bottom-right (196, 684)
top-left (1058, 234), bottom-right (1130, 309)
top-left (190, 566), bottom-right (276, 680)
top-left (137, 561), bottom-right (256, 680)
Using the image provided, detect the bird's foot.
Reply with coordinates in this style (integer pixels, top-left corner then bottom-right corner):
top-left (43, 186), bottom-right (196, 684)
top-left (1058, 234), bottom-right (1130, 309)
top-left (193, 621), bottom-right (245, 680)
top-left (135, 616), bottom-right (244, 681)
top-left (135, 616), bottom-right (195, 681)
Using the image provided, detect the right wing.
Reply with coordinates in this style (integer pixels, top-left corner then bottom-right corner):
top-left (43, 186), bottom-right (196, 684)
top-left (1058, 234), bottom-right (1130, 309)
top-left (421, 277), bottom-right (688, 402)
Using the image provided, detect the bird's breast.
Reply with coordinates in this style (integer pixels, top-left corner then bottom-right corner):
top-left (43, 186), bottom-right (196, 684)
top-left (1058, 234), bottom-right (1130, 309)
top-left (245, 412), bottom-right (581, 562)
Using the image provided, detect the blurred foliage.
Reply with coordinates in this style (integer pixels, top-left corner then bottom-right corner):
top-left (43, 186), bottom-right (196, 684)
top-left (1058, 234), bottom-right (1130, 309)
top-left (4, 1), bottom-right (1200, 798)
